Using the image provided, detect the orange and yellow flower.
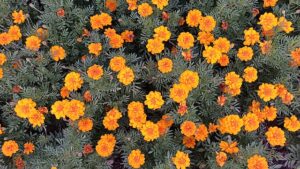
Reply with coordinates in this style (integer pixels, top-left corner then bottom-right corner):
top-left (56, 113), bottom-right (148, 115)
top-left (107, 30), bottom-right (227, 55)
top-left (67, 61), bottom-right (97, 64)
top-left (23, 142), bottom-right (35, 155)
top-left (172, 151), bottom-right (190, 169)
top-left (90, 13), bottom-right (112, 30)
top-left (243, 113), bottom-right (260, 132)
top-left (12, 10), bottom-right (26, 24)
top-left (8, 25), bottom-right (22, 41)
top-left (146, 38), bottom-right (165, 54)
top-left (169, 83), bottom-right (189, 103)
top-left (128, 149), bottom-right (145, 168)
top-left (151, 0), bottom-right (168, 10)
top-left (263, 0), bottom-right (278, 8)
top-left (203, 46), bottom-right (222, 64)
top-left (50, 45), bottom-right (66, 61)
top-left (199, 16), bottom-right (216, 32)
top-left (78, 118), bottom-right (93, 132)
top-left (258, 12), bottom-right (278, 31)
top-left (141, 121), bottom-right (159, 141)
top-left (179, 70), bottom-right (200, 91)
top-left (51, 100), bottom-right (68, 119)
top-left (0, 53), bottom-right (7, 66)
top-left (158, 58), bottom-right (173, 73)
top-left (64, 99), bottom-right (85, 121)
top-left (64, 72), bottom-right (83, 91)
top-left (144, 91), bottom-right (164, 110)
top-left (153, 26), bottom-right (171, 42)
top-left (195, 124), bottom-right (208, 141)
top-left (244, 27), bottom-right (260, 46)
top-left (197, 31), bottom-right (214, 46)
top-left (117, 67), bottom-right (135, 85)
top-left (278, 17), bottom-right (294, 34)
top-left (0, 33), bottom-right (12, 46)
top-left (243, 66), bottom-right (258, 83)
top-left (183, 136), bottom-right (196, 149)
top-left (265, 126), bottom-right (286, 146)
top-left (284, 115), bottom-right (300, 132)
top-left (186, 9), bottom-right (202, 27)
top-left (87, 64), bottom-right (104, 80)
top-left (14, 98), bottom-right (37, 119)
top-left (28, 110), bottom-right (45, 127)
top-left (218, 54), bottom-right (230, 67)
top-left (88, 43), bottom-right (102, 56)
top-left (25, 36), bottom-right (41, 51)
top-left (138, 3), bottom-right (153, 17)
top-left (213, 37), bottom-right (231, 53)
top-left (96, 134), bottom-right (116, 157)
top-left (216, 152), bottom-right (227, 167)
top-left (2, 140), bottom-right (19, 157)
top-left (237, 46), bottom-right (253, 61)
top-left (218, 115), bottom-right (244, 135)
top-left (257, 83), bottom-right (278, 102)
top-left (180, 121), bottom-right (196, 137)
top-left (110, 56), bottom-right (126, 72)
top-left (247, 155), bottom-right (268, 169)
top-left (177, 32), bottom-right (195, 49)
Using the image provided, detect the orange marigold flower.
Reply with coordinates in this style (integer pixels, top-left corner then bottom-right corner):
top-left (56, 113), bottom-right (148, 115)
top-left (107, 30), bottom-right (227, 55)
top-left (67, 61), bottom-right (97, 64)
top-left (199, 16), bottom-right (216, 32)
top-left (180, 121), bottom-right (196, 137)
top-left (96, 134), bottom-right (116, 157)
top-left (169, 84), bottom-right (190, 103)
top-left (50, 45), bottom-right (66, 61)
top-left (23, 142), bottom-right (34, 155)
top-left (128, 149), bottom-right (145, 169)
top-left (265, 126), bottom-right (286, 146)
top-left (257, 83), bottom-right (278, 102)
top-left (179, 70), bottom-right (200, 91)
top-left (110, 56), bottom-right (126, 72)
top-left (105, 0), bottom-right (117, 12)
top-left (141, 121), bottom-right (160, 141)
top-left (197, 31), bottom-right (214, 46)
top-left (208, 123), bottom-right (219, 133)
top-left (8, 25), bottom-right (22, 41)
top-left (88, 43), bottom-right (102, 56)
top-left (183, 136), bottom-right (196, 149)
top-left (87, 64), bottom-right (104, 80)
top-left (144, 91), bottom-right (164, 110)
top-left (194, 124), bottom-right (208, 141)
top-left (83, 90), bottom-right (93, 102)
top-left (117, 67), bottom-right (135, 85)
top-left (104, 28), bottom-right (117, 38)
top-left (12, 10), bottom-right (26, 24)
top-left (64, 99), bottom-right (85, 121)
top-left (263, 0), bottom-right (278, 8)
top-left (243, 66), bottom-right (258, 83)
top-left (203, 46), bottom-right (222, 64)
top-left (278, 17), bottom-right (294, 33)
top-left (126, 0), bottom-right (138, 10)
top-left (90, 13), bottom-right (112, 30)
top-left (0, 53), bottom-right (7, 66)
top-left (177, 32), bottom-right (195, 49)
top-left (146, 38), bottom-right (165, 54)
top-left (213, 37), bottom-right (231, 53)
top-left (218, 115), bottom-right (244, 135)
top-left (121, 30), bottom-right (134, 42)
top-left (216, 152), bottom-right (227, 167)
top-left (103, 116), bottom-right (120, 131)
top-left (225, 72), bottom-right (243, 89)
top-left (109, 34), bottom-right (124, 48)
top-left (284, 115), bottom-right (300, 132)
top-left (83, 144), bottom-right (94, 155)
top-left (138, 3), bottom-right (153, 17)
top-left (154, 26), bottom-right (171, 42)
top-left (259, 40), bottom-right (272, 55)
top-left (78, 118), bottom-right (93, 132)
top-left (244, 27), bottom-right (260, 46)
top-left (248, 155), bottom-right (268, 169)
top-left (28, 110), bottom-right (45, 127)
top-left (258, 12), bottom-right (278, 31)
top-left (2, 140), bottom-right (19, 157)
top-left (25, 36), bottom-right (41, 51)
top-left (56, 8), bottom-right (65, 17)
top-left (128, 111), bottom-right (147, 129)
top-left (152, 0), bottom-right (168, 10)
top-left (0, 33), bottom-right (12, 46)
top-left (219, 141), bottom-right (239, 154)
top-left (182, 49), bottom-right (192, 61)
top-left (186, 9), bottom-right (202, 27)
top-left (60, 86), bottom-right (70, 99)
top-left (14, 98), bottom-right (37, 119)
top-left (158, 58), bottom-right (173, 73)
top-left (290, 48), bottom-right (300, 66)
top-left (243, 113), bottom-right (260, 132)
top-left (262, 106), bottom-right (277, 121)
top-left (178, 101), bottom-right (188, 116)
top-left (218, 54), bottom-right (229, 67)
top-left (172, 151), bottom-right (190, 169)
top-left (51, 100), bottom-right (68, 119)
top-left (64, 72), bottom-right (83, 91)
top-left (237, 46), bottom-right (253, 61)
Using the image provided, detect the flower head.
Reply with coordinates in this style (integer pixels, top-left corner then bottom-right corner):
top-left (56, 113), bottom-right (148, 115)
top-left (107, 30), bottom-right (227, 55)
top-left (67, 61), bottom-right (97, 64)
top-left (146, 38), bottom-right (164, 54)
top-left (12, 10), bottom-right (26, 24)
top-left (258, 13), bottom-right (278, 31)
top-left (8, 25), bottom-right (22, 41)
top-left (180, 121), bottom-right (196, 137)
top-left (78, 118), bottom-right (93, 132)
top-left (141, 121), bottom-right (159, 141)
top-left (117, 67), bottom-right (135, 85)
top-left (28, 110), bottom-right (45, 127)
top-left (257, 83), bottom-right (278, 102)
top-left (243, 66), bottom-right (258, 83)
top-left (153, 26), bottom-right (171, 42)
top-left (220, 141), bottom-right (239, 154)
top-left (179, 70), bottom-right (200, 91)
top-left (213, 37), bottom-right (231, 53)
top-left (25, 36), bottom-right (41, 51)
top-left (96, 134), bottom-right (116, 157)
top-left (244, 27), bottom-right (260, 46)
top-left (194, 124), bottom-right (208, 141)
top-left (50, 45), bottom-right (66, 61)
top-left (152, 0), bottom-right (168, 10)
top-left (138, 3), bottom-right (153, 17)
top-left (128, 149), bottom-right (145, 168)
top-left (243, 113), bottom-right (260, 132)
top-left (172, 151), bottom-right (190, 169)
top-left (177, 32), bottom-right (195, 49)
top-left (24, 142), bottom-right (35, 155)
top-left (88, 43), bottom-right (102, 56)
top-left (2, 140), bottom-right (19, 157)
top-left (158, 58), bottom-right (173, 73)
top-left (247, 155), bottom-right (268, 169)
top-left (199, 16), bottom-right (216, 32)
top-left (218, 115), bottom-right (244, 135)
top-left (237, 46), bottom-right (253, 61)
top-left (186, 9), bottom-right (202, 27)
top-left (169, 84), bottom-right (189, 103)
top-left (203, 46), bottom-right (222, 64)
top-left (284, 115), bottom-right (300, 132)
top-left (90, 13), bottom-right (112, 30)
top-left (64, 99), bottom-right (85, 121)
top-left (265, 126), bottom-right (286, 146)
top-left (197, 31), bottom-right (214, 45)
top-left (87, 64), bottom-right (104, 80)
top-left (144, 91), bottom-right (164, 110)
top-left (64, 72), bottom-right (83, 91)
top-left (14, 98), bottom-right (37, 118)
top-left (216, 152), bottom-right (227, 167)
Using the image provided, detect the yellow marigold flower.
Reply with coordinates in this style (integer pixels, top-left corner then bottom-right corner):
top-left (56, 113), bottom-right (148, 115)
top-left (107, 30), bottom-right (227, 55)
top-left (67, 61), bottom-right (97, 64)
top-left (172, 151), bottom-right (190, 169)
top-left (121, 30), bottom-right (134, 42)
top-left (128, 101), bottom-right (145, 116)
top-left (109, 56), bottom-right (126, 72)
top-left (128, 149), bottom-right (145, 169)
top-left (146, 38), bottom-right (165, 54)
top-left (219, 141), bottom-right (239, 154)
top-left (169, 83), bottom-right (189, 103)
top-left (213, 37), bottom-right (231, 53)
top-left (88, 43), bottom-right (102, 56)
top-left (105, 0), bottom-right (117, 12)
top-left (14, 98), bottom-right (37, 119)
top-left (284, 115), bottom-right (300, 132)
top-left (237, 46), bottom-right (253, 61)
top-left (2, 140), bottom-right (19, 157)
top-left (199, 16), bottom-right (216, 32)
top-left (96, 134), bottom-right (116, 157)
top-left (248, 154), bottom-right (268, 169)
top-left (262, 106), bottom-right (277, 121)
top-left (180, 121), bottom-right (196, 137)
top-left (243, 113), bottom-right (260, 132)
top-left (0, 53), bottom-right (7, 66)
top-left (90, 13), bottom-right (112, 30)
top-left (203, 46), bottom-right (222, 64)
top-left (103, 116), bottom-right (120, 131)
top-left (186, 9), bottom-right (202, 27)
top-left (290, 48), bottom-right (300, 66)
top-left (216, 152), bottom-right (227, 167)
top-left (104, 28), bottom-right (117, 38)
top-left (260, 40), bottom-right (272, 55)
top-left (64, 99), bottom-right (85, 121)
top-left (28, 110), bottom-right (45, 127)
top-left (263, 0), bottom-right (278, 8)
top-left (51, 100), bottom-right (68, 119)
top-left (78, 118), bottom-right (93, 132)
top-left (258, 12), bottom-right (278, 31)
top-left (60, 86), bottom-right (70, 99)
top-left (126, 0), bottom-right (137, 10)
top-left (183, 136), bottom-right (196, 149)
top-left (128, 102), bottom-right (146, 129)
top-left (0, 33), bottom-right (12, 46)
top-left (152, 0), bottom-right (168, 10)
top-left (218, 54), bottom-right (230, 67)
top-left (153, 26), bottom-right (171, 42)
top-left (106, 108), bottom-right (123, 120)
top-left (244, 27), bottom-right (260, 46)
top-left (225, 72), bottom-right (243, 89)
top-left (144, 91), bottom-right (164, 110)
top-left (138, 3), bottom-right (153, 17)
top-left (218, 115), bottom-right (244, 135)
top-left (197, 31), bottom-right (214, 45)
top-left (87, 64), bottom-right (104, 80)
top-left (243, 66), bottom-right (258, 83)
top-left (141, 121), bottom-right (159, 141)
top-left (265, 126), bottom-right (286, 146)
top-left (278, 17), bottom-right (294, 34)
top-left (109, 34), bottom-right (124, 48)
top-left (117, 67), bottom-right (135, 85)
top-left (158, 58), bottom-right (173, 73)
top-left (64, 72), bottom-right (83, 91)
top-left (24, 142), bottom-right (35, 155)
top-left (257, 83), bottom-right (278, 102)
top-left (25, 36), bottom-right (41, 51)
top-left (177, 32), bottom-right (194, 49)
top-left (179, 70), bottom-right (200, 91)
top-left (12, 10), bottom-right (26, 24)
top-left (8, 25), bottom-right (22, 41)
top-left (50, 45), bottom-right (66, 61)
top-left (195, 124), bottom-right (208, 141)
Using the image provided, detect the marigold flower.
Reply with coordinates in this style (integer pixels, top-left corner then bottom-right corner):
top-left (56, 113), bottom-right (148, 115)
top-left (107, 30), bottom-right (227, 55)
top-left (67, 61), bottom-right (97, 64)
top-left (50, 46), bottom-right (66, 61)
top-left (90, 13), bottom-right (112, 30)
top-left (172, 151), bottom-right (190, 169)
top-left (179, 70), bottom-right (200, 91)
top-left (243, 66), bottom-right (258, 83)
top-left (243, 27), bottom-right (260, 46)
top-left (128, 101), bottom-right (145, 117)
top-left (8, 25), bottom-right (22, 41)
top-left (237, 46), bottom-right (253, 61)
top-left (278, 17), bottom-right (294, 33)
top-left (257, 83), bottom-right (278, 102)
top-left (36, 28), bottom-right (49, 40)
top-left (146, 38), bottom-right (165, 54)
top-left (87, 64), bottom-right (104, 80)
top-left (105, 0), bottom-right (117, 12)
top-left (218, 54), bottom-right (230, 66)
top-left (15, 156), bottom-right (25, 169)
top-left (216, 152), bottom-right (227, 167)
top-left (225, 72), bottom-right (243, 89)
top-left (180, 121), bottom-right (196, 137)
top-left (78, 118), bottom-right (93, 132)
top-left (51, 100), bottom-right (68, 119)
top-left (194, 124), bottom-right (208, 141)
top-left (152, 0), bottom-right (168, 10)
top-left (178, 101), bottom-right (188, 116)
top-left (14, 98), bottom-right (37, 119)
top-left (219, 141), bottom-right (239, 154)
top-left (213, 37), bottom-right (231, 53)
top-left (263, 0), bottom-right (278, 8)
top-left (199, 16), bottom-right (216, 32)
top-left (177, 32), bottom-right (195, 49)
top-left (290, 48), bottom-right (300, 66)
top-left (121, 30), bottom-right (134, 42)
top-left (0, 53), bottom-right (7, 66)
top-left (128, 149), bottom-right (145, 169)
top-left (138, 3), bottom-right (153, 17)
top-left (218, 115), bottom-right (244, 135)
top-left (154, 26), bottom-right (171, 42)
top-left (186, 9), bottom-right (202, 27)
top-left (2, 140), bottom-right (19, 157)
top-left (126, 0), bottom-right (138, 10)
top-left (103, 116), bottom-right (120, 131)
top-left (117, 67), bottom-right (135, 85)
top-left (64, 72), bottom-right (83, 91)
top-left (28, 110), bottom-right (45, 127)
top-left (208, 123), bottom-right (219, 133)
top-left (106, 108), bottom-right (123, 120)
top-left (83, 90), bottom-right (93, 102)
top-left (104, 28), bottom-right (117, 38)
top-left (23, 142), bottom-right (35, 155)
top-left (12, 10), bottom-right (26, 24)
top-left (258, 12), bottom-right (278, 31)
top-left (157, 115), bottom-right (173, 135)
top-left (247, 155), bottom-right (269, 169)
top-left (158, 58), bottom-right (173, 73)
top-left (109, 56), bottom-right (126, 72)
top-left (144, 91), bottom-right (164, 110)
top-left (284, 115), bottom-right (300, 132)
top-left (197, 31), bottom-right (214, 46)
top-left (88, 43), bottom-right (102, 56)
top-left (96, 134), bottom-right (116, 157)
top-left (183, 136), bottom-right (196, 149)
top-left (129, 112), bottom-right (147, 130)
top-left (64, 99), bottom-right (85, 121)
top-left (243, 113), bottom-right (260, 132)
top-left (262, 106), bottom-right (277, 121)
top-left (25, 36), bottom-right (41, 51)
top-left (109, 34), bottom-right (124, 48)
top-left (141, 121), bottom-right (159, 141)
top-left (83, 144), bottom-right (94, 155)
top-left (265, 126), bottom-right (286, 146)
top-left (202, 46), bottom-right (222, 64)
top-left (259, 40), bottom-right (272, 55)
top-left (182, 49), bottom-right (192, 61)
top-left (0, 33), bottom-right (12, 46)
top-left (169, 84), bottom-right (189, 103)
top-left (56, 8), bottom-right (65, 17)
